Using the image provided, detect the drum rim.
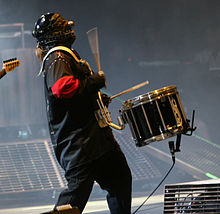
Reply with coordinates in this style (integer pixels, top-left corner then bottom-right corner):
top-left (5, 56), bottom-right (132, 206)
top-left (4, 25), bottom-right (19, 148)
top-left (122, 85), bottom-right (178, 109)
top-left (136, 130), bottom-right (179, 146)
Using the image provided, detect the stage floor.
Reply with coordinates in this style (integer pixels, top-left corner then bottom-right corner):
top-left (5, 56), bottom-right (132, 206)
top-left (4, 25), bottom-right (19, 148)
top-left (0, 194), bottom-right (164, 214)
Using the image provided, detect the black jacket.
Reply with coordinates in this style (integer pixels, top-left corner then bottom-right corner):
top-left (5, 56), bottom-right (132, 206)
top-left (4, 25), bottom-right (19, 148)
top-left (43, 49), bottom-right (118, 172)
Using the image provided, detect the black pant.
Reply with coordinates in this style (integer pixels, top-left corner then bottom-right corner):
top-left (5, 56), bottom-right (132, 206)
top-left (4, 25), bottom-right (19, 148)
top-left (55, 149), bottom-right (132, 214)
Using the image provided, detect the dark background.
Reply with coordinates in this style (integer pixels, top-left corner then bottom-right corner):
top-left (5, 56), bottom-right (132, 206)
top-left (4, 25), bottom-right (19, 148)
top-left (0, 0), bottom-right (219, 213)
top-left (0, 0), bottom-right (219, 142)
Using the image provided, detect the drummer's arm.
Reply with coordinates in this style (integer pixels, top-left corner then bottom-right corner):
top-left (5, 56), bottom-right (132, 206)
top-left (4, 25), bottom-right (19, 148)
top-left (47, 58), bottom-right (106, 98)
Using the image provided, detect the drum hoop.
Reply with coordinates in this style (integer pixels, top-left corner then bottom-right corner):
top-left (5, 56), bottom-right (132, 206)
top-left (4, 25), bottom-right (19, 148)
top-left (122, 85), bottom-right (178, 110)
top-left (137, 131), bottom-right (179, 146)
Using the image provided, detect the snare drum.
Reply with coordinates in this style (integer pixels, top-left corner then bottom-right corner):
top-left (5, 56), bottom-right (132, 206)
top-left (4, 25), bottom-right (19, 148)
top-left (119, 86), bottom-right (189, 147)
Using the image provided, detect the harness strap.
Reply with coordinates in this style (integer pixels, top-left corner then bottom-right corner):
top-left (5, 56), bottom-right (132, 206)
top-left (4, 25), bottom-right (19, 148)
top-left (39, 46), bottom-right (92, 75)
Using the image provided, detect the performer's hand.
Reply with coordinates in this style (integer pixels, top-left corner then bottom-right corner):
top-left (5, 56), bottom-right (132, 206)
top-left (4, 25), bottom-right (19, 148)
top-left (98, 70), bottom-right (105, 76)
top-left (101, 93), bottom-right (111, 107)
top-left (98, 70), bottom-right (107, 87)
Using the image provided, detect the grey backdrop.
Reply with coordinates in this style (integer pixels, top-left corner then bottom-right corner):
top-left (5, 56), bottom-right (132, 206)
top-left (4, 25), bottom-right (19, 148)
top-left (0, 1), bottom-right (219, 212)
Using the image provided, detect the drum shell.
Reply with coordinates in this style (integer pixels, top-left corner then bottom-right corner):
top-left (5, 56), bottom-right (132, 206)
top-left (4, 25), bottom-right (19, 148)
top-left (120, 86), bottom-right (189, 147)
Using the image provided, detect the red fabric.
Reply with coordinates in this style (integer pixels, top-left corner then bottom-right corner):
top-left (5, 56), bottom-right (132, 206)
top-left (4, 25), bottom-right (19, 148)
top-left (51, 76), bottom-right (79, 98)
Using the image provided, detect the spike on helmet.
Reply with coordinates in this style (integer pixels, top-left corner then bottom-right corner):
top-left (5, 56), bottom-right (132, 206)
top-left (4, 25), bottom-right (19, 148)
top-left (32, 12), bottom-right (76, 50)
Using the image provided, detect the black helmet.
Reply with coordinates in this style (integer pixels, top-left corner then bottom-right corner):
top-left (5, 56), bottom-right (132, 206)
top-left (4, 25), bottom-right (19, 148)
top-left (32, 12), bottom-right (76, 50)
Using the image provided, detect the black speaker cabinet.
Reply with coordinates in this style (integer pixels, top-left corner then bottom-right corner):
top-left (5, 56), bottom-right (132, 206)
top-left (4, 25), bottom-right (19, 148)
top-left (164, 179), bottom-right (220, 213)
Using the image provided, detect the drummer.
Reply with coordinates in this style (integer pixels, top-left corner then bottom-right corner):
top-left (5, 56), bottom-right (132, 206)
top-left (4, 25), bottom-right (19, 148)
top-left (32, 12), bottom-right (132, 213)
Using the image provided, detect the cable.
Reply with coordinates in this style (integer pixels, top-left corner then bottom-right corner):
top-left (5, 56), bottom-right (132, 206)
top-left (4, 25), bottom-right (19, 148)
top-left (133, 203), bottom-right (164, 213)
top-left (132, 156), bottom-right (175, 214)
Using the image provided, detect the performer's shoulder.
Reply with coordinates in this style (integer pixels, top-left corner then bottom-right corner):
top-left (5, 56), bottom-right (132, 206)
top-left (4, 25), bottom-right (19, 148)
top-left (48, 50), bottom-right (74, 62)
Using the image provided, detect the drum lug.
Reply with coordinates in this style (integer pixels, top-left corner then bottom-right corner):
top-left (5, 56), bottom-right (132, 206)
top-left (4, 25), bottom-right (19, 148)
top-left (167, 125), bottom-right (183, 135)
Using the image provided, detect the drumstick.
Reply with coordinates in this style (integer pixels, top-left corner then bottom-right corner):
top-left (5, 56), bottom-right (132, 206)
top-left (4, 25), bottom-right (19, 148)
top-left (110, 80), bottom-right (149, 100)
top-left (86, 27), bottom-right (101, 71)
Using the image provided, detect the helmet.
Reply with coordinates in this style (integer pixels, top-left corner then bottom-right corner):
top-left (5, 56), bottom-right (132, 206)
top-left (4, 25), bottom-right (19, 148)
top-left (32, 12), bottom-right (76, 50)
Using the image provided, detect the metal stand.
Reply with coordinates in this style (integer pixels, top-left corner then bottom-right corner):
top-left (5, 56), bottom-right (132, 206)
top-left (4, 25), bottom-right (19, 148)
top-left (168, 109), bottom-right (197, 163)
